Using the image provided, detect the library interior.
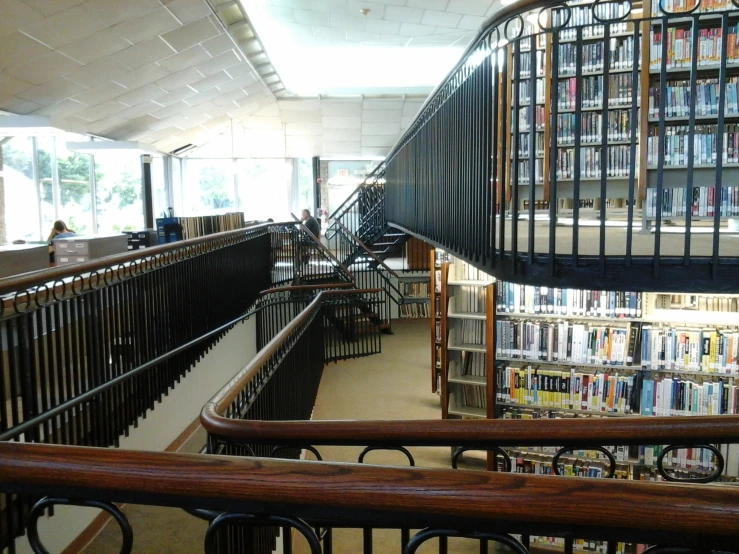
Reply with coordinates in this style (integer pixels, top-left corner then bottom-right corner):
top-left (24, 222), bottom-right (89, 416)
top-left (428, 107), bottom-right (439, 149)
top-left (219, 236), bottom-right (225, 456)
top-left (2, 0), bottom-right (739, 553)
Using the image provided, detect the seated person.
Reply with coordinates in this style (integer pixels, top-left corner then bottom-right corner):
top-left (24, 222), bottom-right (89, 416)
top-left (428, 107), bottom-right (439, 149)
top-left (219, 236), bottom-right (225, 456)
top-left (47, 220), bottom-right (77, 264)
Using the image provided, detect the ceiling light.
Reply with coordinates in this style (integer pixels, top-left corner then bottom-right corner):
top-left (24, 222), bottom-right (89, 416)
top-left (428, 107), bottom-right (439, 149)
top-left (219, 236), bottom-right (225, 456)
top-left (66, 140), bottom-right (157, 156)
top-left (360, 8), bottom-right (370, 15)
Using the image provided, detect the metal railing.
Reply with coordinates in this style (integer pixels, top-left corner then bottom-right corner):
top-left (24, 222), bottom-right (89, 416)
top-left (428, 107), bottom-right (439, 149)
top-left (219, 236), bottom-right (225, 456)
top-left (374, 0), bottom-right (739, 293)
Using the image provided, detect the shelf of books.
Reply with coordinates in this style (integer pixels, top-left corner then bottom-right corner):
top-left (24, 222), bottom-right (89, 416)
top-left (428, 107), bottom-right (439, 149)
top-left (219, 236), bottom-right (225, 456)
top-left (397, 271), bottom-right (431, 319)
top-left (643, 0), bottom-right (739, 225)
top-left (430, 250), bottom-right (448, 393)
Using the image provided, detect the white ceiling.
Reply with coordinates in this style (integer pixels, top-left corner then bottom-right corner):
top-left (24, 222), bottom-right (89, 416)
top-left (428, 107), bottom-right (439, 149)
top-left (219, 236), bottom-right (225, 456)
top-left (243, 0), bottom-right (501, 95)
top-left (186, 95), bottom-right (427, 158)
top-left (0, 0), bottom-right (501, 157)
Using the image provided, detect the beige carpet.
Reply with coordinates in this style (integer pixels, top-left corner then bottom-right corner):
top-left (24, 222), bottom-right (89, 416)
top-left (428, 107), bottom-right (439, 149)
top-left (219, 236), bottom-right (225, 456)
top-left (83, 320), bottom-right (493, 554)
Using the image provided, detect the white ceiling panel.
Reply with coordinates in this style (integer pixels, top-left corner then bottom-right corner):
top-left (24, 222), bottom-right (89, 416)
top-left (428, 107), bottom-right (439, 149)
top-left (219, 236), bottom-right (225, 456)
top-left (21, 7), bottom-right (107, 49)
top-left (77, 100), bottom-right (129, 122)
top-left (196, 49), bottom-right (241, 75)
top-left (361, 109), bottom-right (401, 122)
top-left (322, 116), bottom-right (361, 130)
top-left (22, 0), bottom-right (85, 17)
top-left (58, 29), bottom-right (132, 65)
top-left (321, 101), bottom-right (362, 117)
top-left (363, 99), bottom-right (403, 111)
top-left (80, 0), bottom-right (162, 26)
top-left (111, 7), bottom-right (181, 44)
top-left (114, 37), bottom-right (176, 70)
top-left (4, 52), bottom-right (81, 86)
top-left (323, 140), bottom-right (361, 155)
top-left (165, 0), bottom-right (214, 25)
top-left (285, 121), bottom-right (322, 136)
top-left (407, 0), bottom-right (449, 9)
top-left (362, 135), bottom-right (396, 147)
top-left (117, 83), bottom-right (169, 106)
top-left (362, 122), bottom-right (400, 135)
top-left (115, 64), bottom-right (171, 90)
top-left (17, 79), bottom-right (87, 105)
top-left (0, 32), bottom-right (52, 72)
top-left (65, 59), bottom-right (132, 88)
top-left (0, 96), bottom-right (42, 114)
top-left (383, 5), bottom-right (424, 24)
top-left (447, 0), bottom-right (489, 16)
top-left (458, 15), bottom-right (486, 30)
top-left (159, 45), bottom-right (212, 73)
top-left (364, 19), bottom-right (401, 34)
top-left (200, 33), bottom-right (235, 57)
top-left (161, 16), bottom-right (220, 51)
top-left (156, 67), bottom-right (204, 91)
top-left (73, 81), bottom-right (128, 106)
top-left (190, 71), bottom-right (233, 92)
top-left (281, 110), bottom-right (321, 123)
top-left (323, 127), bottom-right (359, 141)
top-left (421, 9), bottom-right (463, 28)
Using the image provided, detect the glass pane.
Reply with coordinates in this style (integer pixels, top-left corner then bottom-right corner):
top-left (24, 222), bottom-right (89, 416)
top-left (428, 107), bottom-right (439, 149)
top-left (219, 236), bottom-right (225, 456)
top-left (55, 134), bottom-right (93, 236)
top-left (36, 137), bottom-right (55, 237)
top-left (294, 158), bottom-right (314, 217)
top-left (1, 137), bottom-right (40, 242)
top-left (151, 155), bottom-right (168, 219)
top-left (238, 159), bottom-right (290, 221)
top-left (171, 156), bottom-right (182, 216)
top-left (181, 159), bottom-right (235, 215)
top-left (94, 152), bottom-right (144, 233)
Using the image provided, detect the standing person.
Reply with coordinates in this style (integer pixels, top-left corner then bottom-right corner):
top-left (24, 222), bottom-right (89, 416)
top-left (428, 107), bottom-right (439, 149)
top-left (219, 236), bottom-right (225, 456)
top-left (299, 209), bottom-right (320, 267)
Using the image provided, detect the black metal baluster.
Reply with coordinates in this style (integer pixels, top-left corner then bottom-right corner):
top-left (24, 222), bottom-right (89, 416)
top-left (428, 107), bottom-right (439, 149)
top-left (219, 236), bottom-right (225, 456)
top-left (528, 32), bottom-right (538, 264)
top-left (712, 13), bottom-right (729, 278)
top-left (599, 22), bottom-right (612, 276)
top-left (572, 25), bottom-right (584, 265)
top-left (549, 25), bottom-right (560, 274)
top-left (625, 20), bottom-right (640, 266)
top-left (653, 15), bottom-right (669, 279)
top-left (512, 38), bottom-right (522, 265)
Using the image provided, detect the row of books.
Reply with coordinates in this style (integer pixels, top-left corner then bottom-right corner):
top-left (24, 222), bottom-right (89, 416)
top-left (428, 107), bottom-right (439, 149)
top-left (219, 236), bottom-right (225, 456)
top-left (659, 293), bottom-right (739, 312)
top-left (399, 303), bottom-right (430, 318)
top-left (400, 281), bottom-right (429, 298)
top-left (456, 385), bottom-right (487, 410)
top-left (558, 37), bottom-right (637, 75)
top-left (174, 213), bottom-right (245, 240)
top-left (496, 282), bottom-right (643, 318)
top-left (553, 2), bottom-right (631, 40)
top-left (515, 159), bottom-right (544, 184)
top-left (517, 131), bottom-right (545, 158)
top-left (640, 326), bottom-right (739, 373)
top-left (649, 27), bottom-right (739, 70)
top-left (557, 109), bottom-right (636, 144)
top-left (455, 319), bottom-right (486, 345)
top-left (647, 77), bottom-right (739, 117)
top-left (517, 105), bottom-right (545, 132)
top-left (645, 124), bottom-right (739, 166)
top-left (652, 0), bottom-right (734, 15)
top-left (517, 77), bottom-right (545, 105)
top-left (557, 74), bottom-right (638, 110)
top-left (496, 321), bottom-right (640, 366)
top-left (498, 365), bottom-right (640, 413)
top-left (518, 49), bottom-right (544, 79)
top-left (457, 351), bottom-right (486, 378)
top-left (644, 186), bottom-right (739, 218)
top-left (524, 535), bottom-right (628, 554)
top-left (556, 145), bottom-right (635, 178)
top-left (498, 365), bottom-right (739, 415)
top-left (453, 285), bottom-right (487, 313)
top-left (450, 260), bottom-right (491, 281)
top-left (640, 444), bottom-right (718, 471)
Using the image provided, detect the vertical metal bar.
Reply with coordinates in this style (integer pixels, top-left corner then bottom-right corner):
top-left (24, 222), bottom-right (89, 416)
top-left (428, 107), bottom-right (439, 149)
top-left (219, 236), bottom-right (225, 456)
top-left (528, 33), bottom-right (537, 264)
top-left (653, 15), bottom-right (669, 278)
top-left (682, 15), bottom-right (700, 266)
top-left (625, 20), bottom-right (640, 266)
top-left (572, 25), bottom-right (584, 265)
top-left (490, 43), bottom-right (499, 267)
top-left (511, 39), bottom-right (522, 265)
top-left (712, 13), bottom-right (729, 278)
top-left (499, 49), bottom-right (509, 262)
top-left (599, 23), bottom-right (611, 276)
top-left (549, 27), bottom-right (560, 275)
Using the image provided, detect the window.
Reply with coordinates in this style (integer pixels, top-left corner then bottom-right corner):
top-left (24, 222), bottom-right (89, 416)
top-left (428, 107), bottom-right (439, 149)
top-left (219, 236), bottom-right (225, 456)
top-left (1, 137), bottom-right (40, 242)
top-left (293, 158), bottom-right (314, 216)
top-left (151, 155), bottom-right (168, 219)
top-left (55, 134), bottom-right (93, 236)
top-left (181, 159), bottom-right (235, 215)
top-left (36, 137), bottom-right (56, 238)
top-left (94, 152), bottom-right (144, 233)
top-left (238, 159), bottom-right (290, 221)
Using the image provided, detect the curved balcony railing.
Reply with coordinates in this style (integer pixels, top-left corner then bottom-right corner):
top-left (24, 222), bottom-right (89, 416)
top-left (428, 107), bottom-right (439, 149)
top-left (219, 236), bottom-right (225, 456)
top-left (375, 0), bottom-right (739, 293)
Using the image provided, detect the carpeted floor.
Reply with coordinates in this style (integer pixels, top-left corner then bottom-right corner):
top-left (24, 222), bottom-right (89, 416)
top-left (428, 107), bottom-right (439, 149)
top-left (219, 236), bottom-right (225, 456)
top-left (83, 319), bottom-right (491, 553)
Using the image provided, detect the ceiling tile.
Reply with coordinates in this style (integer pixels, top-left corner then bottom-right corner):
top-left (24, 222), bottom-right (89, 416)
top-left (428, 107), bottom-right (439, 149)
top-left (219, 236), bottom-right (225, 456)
top-left (346, 30), bottom-right (380, 41)
top-left (328, 14), bottom-right (366, 31)
top-left (151, 100), bottom-right (191, 119)
top-left (184, 87), bottom-right (225, 107)
top-left (457, 14), bottom-right (485, 30)
top-left (117, 83), bottom-right (169, 106)
top-left (200, 34), bottom-right (234, 58)
top-left (58, 29), bottom-right (132, 65)
top-left (216, 74), bottom-right (259, 94)
top-left (155, 67), bottom-right (203, 91)
top-left (86, 114), bottom-right (126, 133)
top-left (111, 7), bottom-right (181, 44)
top-left (346, 1), bottom-right (386, 18)
top-left (223, 62), bottom-right (255, 79)
top-left (421, 9), bottom-right (462, 28)
top-left (323, 116), bottom-right (361, 130)
top-left (0, 0), bottom-right (43, 38)
top-left (76, 99), bottom-right (128, 122)
top-left (0, 95), bottom-right (41, 114)
top-left (114, 37), bottom-right (176, 70)
top-left (159, 45), bottom-right (211, 73)
top-left (33, 98), bottom-right (88, 118)
top-left (21, 7), bottom-right (106, 49)
top-left (407, 0), bottom-right (449, 8)
top-left (22, 0), bottom-right (85, 17)
top-left (362, 122), bottom-right (401, 135)
top-left (447, 0), bottom-right (489, 16)
top-left (80, 0), bottom-right (161, 26)
top-left (189, 71), bottom-right (232, 93)
top-left (16, 79), bottom-right (87, 105)
top-left (161, 16), bottom-right (220, 52)
top-left (324, 140), bottom-right (361, 155)
top-left (195, 50), bottom-right (240, 76)
top-left (362, 135), bottom-right (395, 147)
top-left (72, 81), bottom-right (128, 106)
top-left (364, 18), bottom-right (401, 33)
top-left (280, 109), bottom-right (321, 123)
top-left (152, 86), bottom-right (198, 106)
top-left (0, 32), bottom-right (53, 72)
top-left (364, 100), bottom-right (403, 110)
top-left (323, 128), bottom-right (359, 141)
top-left (384, 5), bottom-right (424, 23)
top-left (0, 73), bottom-right (33, 98)
top-left (402, 101), bottom-right (424, 116)
top-left (321, 101), bottom-right (362, 117)
top-left (398, 23), bottom-right (436, 37)
top-left (312, 26), bottom-right (347, 40)
top-left (65, 59), bottom-right (132, 88)
top-left (115, 63), bottom-right (170, 89)
top-left (5, 52), bottom-right (81, 86)
top-left (165, 0), bottom-right (212, 25)
top-left (278, 99), bottom-right (320, 111)
top-left (286, 122), bottom-right (323, 136)
top-left (361, 109), bottom-right (401, 122)
top-left (243, 116), bottom-right (282, 130)
top-left (117, 101), bottom-right (162, 120)
top-left (360, 146), bottom-right (388, 156)
top-left (265, 5), bottom-right (295, 21)
top-left (307, 0), bottom-right (348, 14)
top-left (294, 9), bottom-right (330, 26)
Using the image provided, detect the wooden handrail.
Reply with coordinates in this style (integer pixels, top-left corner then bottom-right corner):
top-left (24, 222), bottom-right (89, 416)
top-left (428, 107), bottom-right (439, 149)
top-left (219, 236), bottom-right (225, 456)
top-left (1, 442), bottom-right (738, 549)
top-left (334, 220), bottom-right (398, 278)
top-left (202, 288), bottom-right (383, 420)
top-left (0, 221), bottom-right (288, 296)
top-left (260, 283), bottom-right (354, 295)
top-left (199, 414), bottom-right (739, 447)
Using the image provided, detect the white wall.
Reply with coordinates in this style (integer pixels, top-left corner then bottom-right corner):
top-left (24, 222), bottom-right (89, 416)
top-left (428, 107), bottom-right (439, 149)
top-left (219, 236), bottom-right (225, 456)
top-left (11, 317), bottom-right (258, 554)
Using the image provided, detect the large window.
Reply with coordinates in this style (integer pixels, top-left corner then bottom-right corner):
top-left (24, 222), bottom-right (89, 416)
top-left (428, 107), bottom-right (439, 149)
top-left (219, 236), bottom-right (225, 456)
top-left (151, 155), bottom-right (168, 219)
top-left (238, 159), bottom-right (290, 221)
top-left (181, 159), bottom-right (235, 215)
top-left (94, 152), bottom-right (144, 233)
top-left (1, 137), bottom-right (39, 242)
top-left (36, 137), bottom-right (56, 238)
top-left (293, 158), bottom-right (314, 216)
top-left (55, 134), bottom-right (93, 236)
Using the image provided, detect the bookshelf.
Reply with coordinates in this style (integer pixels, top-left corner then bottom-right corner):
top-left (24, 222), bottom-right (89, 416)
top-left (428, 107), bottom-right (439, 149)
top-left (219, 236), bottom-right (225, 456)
top-left (397, 272), bottom-right (431, 319)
